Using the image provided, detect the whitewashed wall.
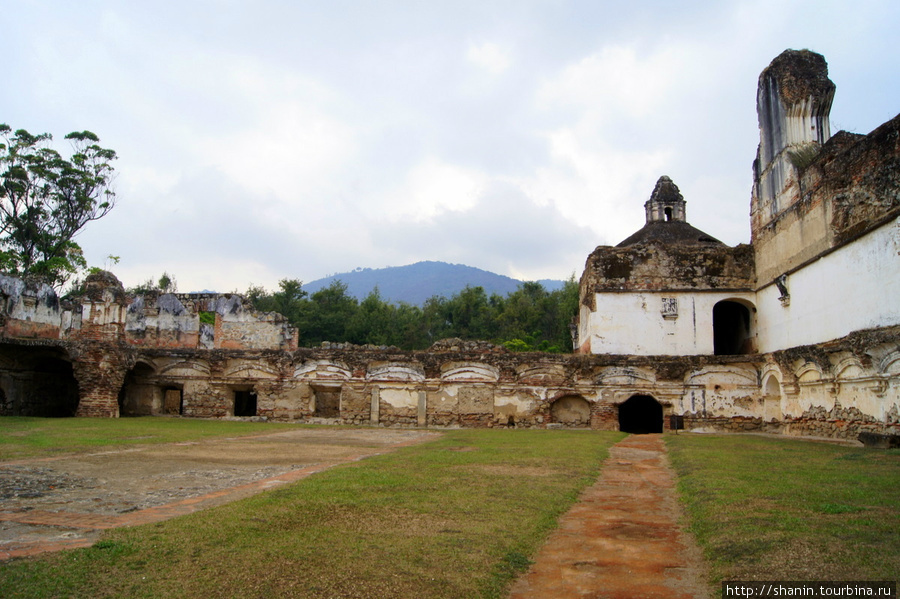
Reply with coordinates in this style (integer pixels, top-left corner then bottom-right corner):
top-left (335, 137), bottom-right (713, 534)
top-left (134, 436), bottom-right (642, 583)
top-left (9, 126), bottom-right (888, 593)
top-left (579, 290), bottom-right (757, 355)
top-left (755, 217), bottom-right (900, 352)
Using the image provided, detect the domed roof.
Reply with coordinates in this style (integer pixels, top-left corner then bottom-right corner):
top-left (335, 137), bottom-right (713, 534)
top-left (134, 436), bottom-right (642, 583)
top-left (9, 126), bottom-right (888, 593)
top-left (615, 176), bottom-right (724, 247)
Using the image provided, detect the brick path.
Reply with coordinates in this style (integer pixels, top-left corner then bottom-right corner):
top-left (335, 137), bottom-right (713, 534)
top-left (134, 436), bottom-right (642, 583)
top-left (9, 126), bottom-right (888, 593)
top-left (507, 434), bottom-right (711, 599)
top-left (0, 434), bottom-right (431, 561)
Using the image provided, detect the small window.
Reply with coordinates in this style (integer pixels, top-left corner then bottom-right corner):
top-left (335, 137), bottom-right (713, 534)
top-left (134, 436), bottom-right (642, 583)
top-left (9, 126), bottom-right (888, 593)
top-left (664, 207), bottom-right (673, 221)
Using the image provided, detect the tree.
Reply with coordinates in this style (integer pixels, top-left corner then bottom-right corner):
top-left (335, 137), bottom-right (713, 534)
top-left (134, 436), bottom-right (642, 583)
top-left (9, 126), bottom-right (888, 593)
top-left (298, 280), bottom-right (358, 345)
top-left (0, 124), bottom-right (117, 287)
top-left (128, 271), bottom-right (178, 294)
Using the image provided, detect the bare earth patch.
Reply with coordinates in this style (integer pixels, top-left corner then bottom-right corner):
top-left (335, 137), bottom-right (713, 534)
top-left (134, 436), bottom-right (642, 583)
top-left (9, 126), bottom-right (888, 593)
top-left (0, 427), bottom-right (437, 557)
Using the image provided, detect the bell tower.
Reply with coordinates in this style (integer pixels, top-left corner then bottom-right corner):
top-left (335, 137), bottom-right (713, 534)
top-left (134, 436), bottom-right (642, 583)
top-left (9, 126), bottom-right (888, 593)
top-left (644, 175), bottom-right (686, 223)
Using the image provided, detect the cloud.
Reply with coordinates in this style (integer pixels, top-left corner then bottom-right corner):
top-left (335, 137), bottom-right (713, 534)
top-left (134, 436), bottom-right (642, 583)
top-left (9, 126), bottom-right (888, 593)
top-left (466, 41), bottom-right (512, 74)
top-left (7, 1), bottom-right (900, 295)
top-left (371, 181), bottom-right (596, 281)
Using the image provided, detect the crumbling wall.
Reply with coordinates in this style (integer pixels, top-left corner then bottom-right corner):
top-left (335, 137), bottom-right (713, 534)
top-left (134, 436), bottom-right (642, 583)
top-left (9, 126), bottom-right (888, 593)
top-left (1, 328), bottom-right (897, 439)
top-left (580, 242), bottom-right (755, 296)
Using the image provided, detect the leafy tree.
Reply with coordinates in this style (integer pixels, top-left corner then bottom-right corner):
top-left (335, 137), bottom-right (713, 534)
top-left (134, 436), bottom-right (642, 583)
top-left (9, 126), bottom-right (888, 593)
top-left (347, 287), bottom-right (393, 345)
top-left (298, 280), bottom-right (358, 345)
top-left (128, 271), bottom-right (178, 294)
top-left (244, 276), bottom-right (581, 353)
top-left (0, 124), bottom-right (117, 287)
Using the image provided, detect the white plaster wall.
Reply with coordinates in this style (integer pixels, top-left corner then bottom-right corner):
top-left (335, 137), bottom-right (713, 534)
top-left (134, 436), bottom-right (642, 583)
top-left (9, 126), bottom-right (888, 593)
top-left (379, 387), bottom-right (418, 409)
top-left (755, 218), bottom-right (900, 352)
top-left (581, 291), bottom-right (756, 356)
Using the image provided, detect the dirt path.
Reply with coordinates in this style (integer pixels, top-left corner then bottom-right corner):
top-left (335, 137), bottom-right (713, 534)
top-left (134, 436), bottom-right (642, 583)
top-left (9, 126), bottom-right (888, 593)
top-left (507, 434), bottom-right (712, 599)
top-left (0, 427), bottom-right (437, 560)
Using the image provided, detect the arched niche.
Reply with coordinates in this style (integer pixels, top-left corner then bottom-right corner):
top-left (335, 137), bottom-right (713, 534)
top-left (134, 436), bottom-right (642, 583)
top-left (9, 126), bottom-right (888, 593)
top-left (549, 395), bottom-right (591, 427)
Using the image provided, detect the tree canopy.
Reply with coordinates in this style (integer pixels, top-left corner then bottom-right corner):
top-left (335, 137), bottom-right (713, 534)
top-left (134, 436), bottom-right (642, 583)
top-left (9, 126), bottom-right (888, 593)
top-left (0, 124), bottom-right (117, 287)
top-left (246, 277), bottom-right (580, 352)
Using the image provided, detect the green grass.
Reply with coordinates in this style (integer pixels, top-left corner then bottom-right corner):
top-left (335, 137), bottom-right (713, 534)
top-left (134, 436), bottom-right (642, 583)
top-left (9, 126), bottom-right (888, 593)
top-left (666, 434), bottom-right (900, 582)
top-left (0, 416), bottom-right (304, 460)
top-left (0, 427), bottom-right (624, 599)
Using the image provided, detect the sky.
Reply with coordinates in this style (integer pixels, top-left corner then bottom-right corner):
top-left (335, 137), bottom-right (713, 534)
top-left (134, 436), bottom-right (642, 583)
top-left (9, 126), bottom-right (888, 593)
top-left (5, 0), bottom-right (899, 293)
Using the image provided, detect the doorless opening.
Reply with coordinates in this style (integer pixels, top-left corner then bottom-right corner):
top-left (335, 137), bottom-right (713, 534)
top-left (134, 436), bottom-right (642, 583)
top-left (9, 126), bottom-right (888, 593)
top-left (618, 394), bottom-right (663, 434)
top-left (233, 389), bottom-right (258, 417)
top-left (313, 385), bottom-right (341, 418)
top-left (713, 300), bottom-right (754, 355)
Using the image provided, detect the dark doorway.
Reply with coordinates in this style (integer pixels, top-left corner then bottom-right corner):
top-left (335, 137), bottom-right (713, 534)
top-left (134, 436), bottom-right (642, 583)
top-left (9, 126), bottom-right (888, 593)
top-left (0, 349), bottom-right (79, 417)
top-left (118, 362), bottom-right (157, 416)
top-left (713, 300), bottom-right (753, 355)
top-left (618, 395), bottom-right (663, 434)
top-left (313, 385), bottom-right (341, 418)
top-left (164, 387), bottom-right (183, 415)
top-left (234, 389), bottom-right (258, 417)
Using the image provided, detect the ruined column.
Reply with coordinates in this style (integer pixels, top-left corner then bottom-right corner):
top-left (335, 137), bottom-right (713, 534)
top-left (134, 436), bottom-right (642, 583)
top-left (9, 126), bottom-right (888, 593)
top-left (71, 342), bottom-right (129, 417)
top-left (752, 49), bottom-right (835, 235)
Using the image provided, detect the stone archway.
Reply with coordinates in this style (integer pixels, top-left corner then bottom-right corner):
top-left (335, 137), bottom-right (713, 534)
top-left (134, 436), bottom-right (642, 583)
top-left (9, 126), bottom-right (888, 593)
top-left (713, 299), bottom-right (755, 355)
top-left (118, 361), bottom-right (159, 416)
top-left (618, 395), bottom-right (663, 434)
top-left (550, 395), bottom-right (591, 427)
top-left (0, 346), bottom-right (79, 417)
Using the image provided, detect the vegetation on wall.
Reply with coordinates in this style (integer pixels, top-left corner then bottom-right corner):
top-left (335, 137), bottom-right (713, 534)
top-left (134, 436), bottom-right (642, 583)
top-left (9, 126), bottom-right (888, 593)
top-left (247, 277), bottom-right (580, 352)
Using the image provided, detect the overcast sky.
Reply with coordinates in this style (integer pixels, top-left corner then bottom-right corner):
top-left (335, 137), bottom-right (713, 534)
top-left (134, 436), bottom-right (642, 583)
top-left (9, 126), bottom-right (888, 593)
top-left (5, 1), bottom-right (899, 293)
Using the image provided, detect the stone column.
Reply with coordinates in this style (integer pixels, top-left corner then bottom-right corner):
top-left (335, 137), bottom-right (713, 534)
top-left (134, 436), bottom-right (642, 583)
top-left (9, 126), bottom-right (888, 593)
top-left (370, 386), bottom-right (380, 425)
top-left (71, 342), bottom-right (129, 417)
top-left (417, 390), bottom-right (427, 427)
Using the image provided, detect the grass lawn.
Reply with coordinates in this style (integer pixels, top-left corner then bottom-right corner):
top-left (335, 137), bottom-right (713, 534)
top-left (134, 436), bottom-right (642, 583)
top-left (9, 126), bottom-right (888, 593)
top-left (666, 433), bottom-right (900, 582)
top-left (0, 416), bottom-right (304, 460)
top-left (0, 423), bottom-right (623, 599)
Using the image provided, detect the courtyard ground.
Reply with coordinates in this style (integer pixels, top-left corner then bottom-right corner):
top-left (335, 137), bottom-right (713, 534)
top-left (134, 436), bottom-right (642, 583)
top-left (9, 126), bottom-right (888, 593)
top-left (1, 427), bottom-right (436, 558)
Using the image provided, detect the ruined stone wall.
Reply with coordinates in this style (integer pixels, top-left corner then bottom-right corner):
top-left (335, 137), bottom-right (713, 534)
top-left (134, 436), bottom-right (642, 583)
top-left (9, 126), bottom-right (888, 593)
top-left (1, 326), bottom-right (897, 440)
top-left (753, 115), bottom-right (900, 286)
top-left (580, 242), bottom-right (755, 296)
top-left (0, 271), bottom-right (297, 353)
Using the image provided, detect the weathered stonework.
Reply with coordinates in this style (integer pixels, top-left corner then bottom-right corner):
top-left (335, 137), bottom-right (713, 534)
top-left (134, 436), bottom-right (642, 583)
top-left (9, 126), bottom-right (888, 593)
top-left (0, 49), bottom-right (897, 441)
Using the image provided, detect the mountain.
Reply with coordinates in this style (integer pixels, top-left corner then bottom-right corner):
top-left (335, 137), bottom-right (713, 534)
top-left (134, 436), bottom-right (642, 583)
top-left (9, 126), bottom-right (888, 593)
top-left (302, 261), bottom-right (566, 305)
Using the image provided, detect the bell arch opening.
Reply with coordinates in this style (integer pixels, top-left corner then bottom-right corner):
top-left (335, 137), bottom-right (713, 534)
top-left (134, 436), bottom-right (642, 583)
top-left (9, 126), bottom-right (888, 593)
top-left (713, 299), bottom-right (755, 355)
top-left (618, 394), bottom-right (663, 434)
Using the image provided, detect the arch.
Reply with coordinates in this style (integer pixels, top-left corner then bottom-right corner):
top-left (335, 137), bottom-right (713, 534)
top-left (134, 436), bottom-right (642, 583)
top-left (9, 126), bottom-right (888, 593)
top-left (618, 394), bottom-right (663, 434)
top-left (762, 372), bottom-right (783, 422)
top-left (713, 299), bottom-right (755, 355)
top-left (795, 361), bottom-right (824, 383)
top-left (293, 360), bottom-right (351, 381)
top-left (763, 374), bottom-right (781, 396)
top-left (832, 354), bottom-right (865, 381)
top-left (0, 347), bottom-right (80, 417)
top-left (118, 361), bottom-right (158, 416)
top-left (441, 362), bottom-right (500, 383)
top-left (367, 362), bottom-right (424, 382)
top-left (549, 395), bottom-right (591, 427)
